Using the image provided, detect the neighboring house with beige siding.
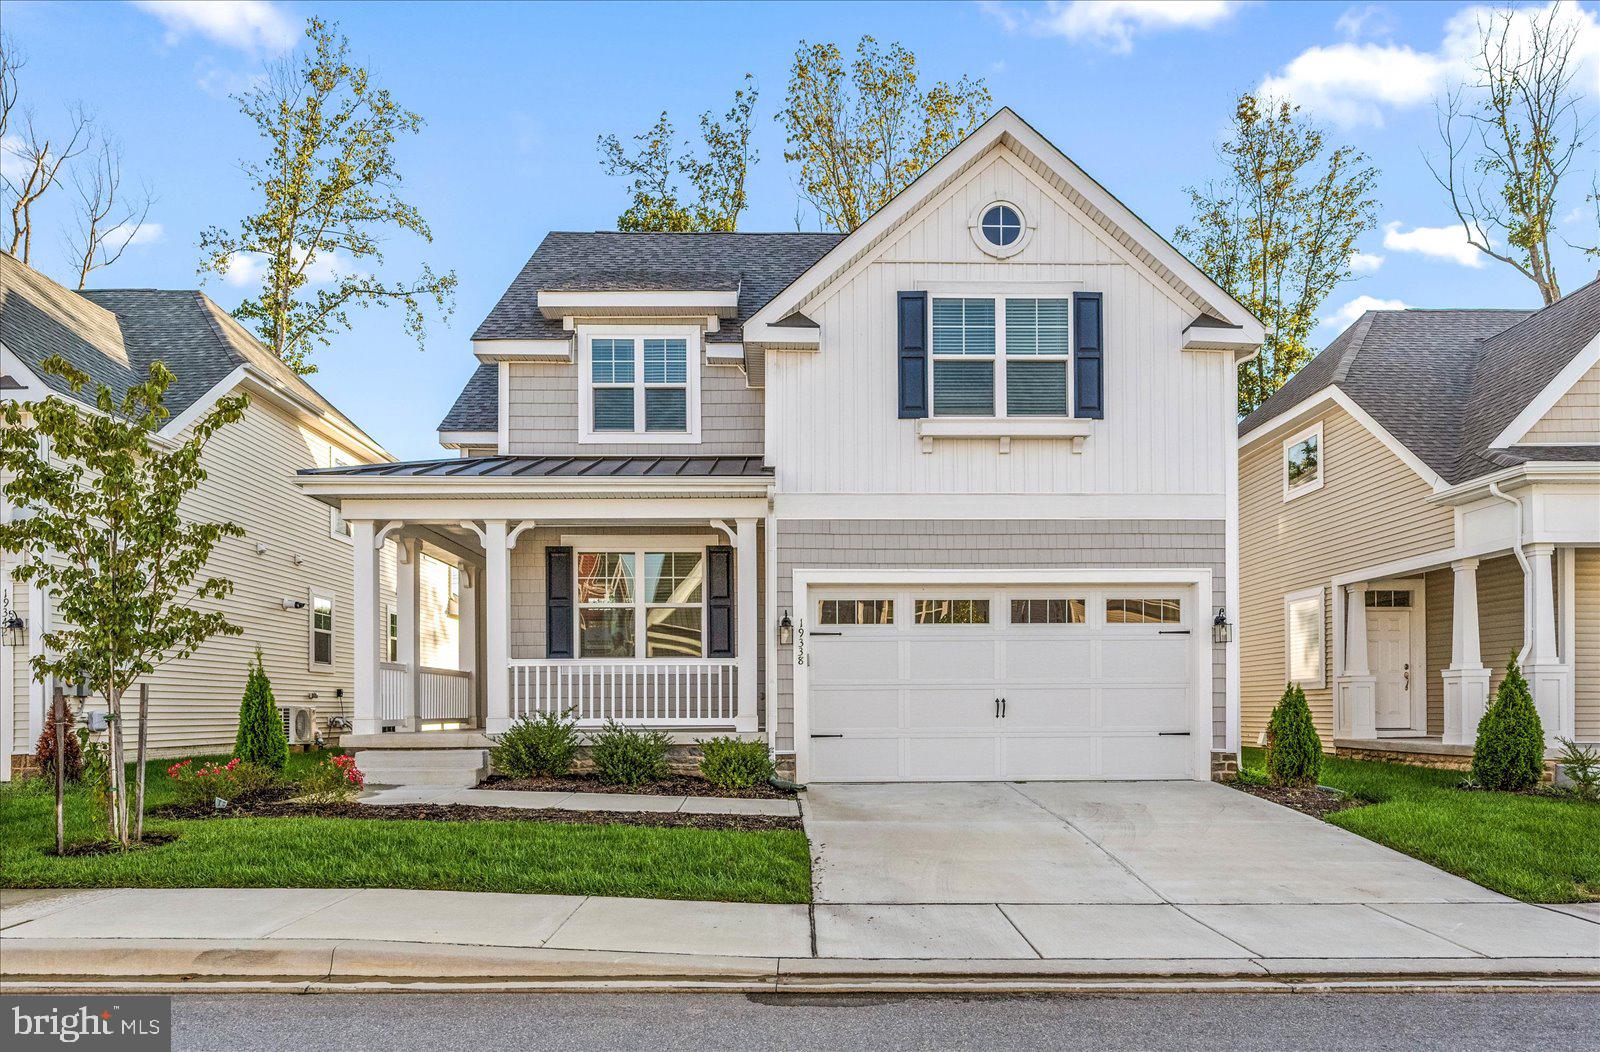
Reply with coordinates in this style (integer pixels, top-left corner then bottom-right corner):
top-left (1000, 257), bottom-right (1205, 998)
top-left (299, 109), bottom-right (1266, 787)
top-left (0, 253), bottom-right (459, 777)
top-left (1238, 278), bottom-right (1600, 763)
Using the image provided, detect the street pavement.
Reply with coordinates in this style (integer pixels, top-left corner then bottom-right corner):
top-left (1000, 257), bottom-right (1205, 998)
top-left (173, 991), bottom-right (1600, 1051)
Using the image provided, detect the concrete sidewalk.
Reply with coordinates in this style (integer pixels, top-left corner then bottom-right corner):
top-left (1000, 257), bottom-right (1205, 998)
top-left (3, 887), bottom-right (1598, 992)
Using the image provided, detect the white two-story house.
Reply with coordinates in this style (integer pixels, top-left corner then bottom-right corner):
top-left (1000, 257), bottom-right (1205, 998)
top-left (298, 109), bottom-right (1264, 785)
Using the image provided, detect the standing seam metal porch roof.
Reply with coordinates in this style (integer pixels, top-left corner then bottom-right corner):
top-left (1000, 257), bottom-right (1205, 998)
top-left (298, 454), bottom-right (773, 479)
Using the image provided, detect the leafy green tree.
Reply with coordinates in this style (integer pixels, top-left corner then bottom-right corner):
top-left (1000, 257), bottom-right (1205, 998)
top-left (1472, 657), bottom-right (1545, 792)
top-left (779, 36), bottom-right (991, 232)
top-left (198, 18), bottom-right (456, 373)
top-left (234, 648), bottom-right (288, 771)
top-left (1266, 683), bottom-right (1322, 788)
top-left (598, 75), bottom-right (759, 232)
top-left (0, 357), bottom-right (247, 845)
top-left (1176, 94), bottom-right (1379, 415)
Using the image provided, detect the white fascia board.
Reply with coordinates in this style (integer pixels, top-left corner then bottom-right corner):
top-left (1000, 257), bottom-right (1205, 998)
top-left (1426, 462), bottom-right (1600, 506)
top-left (1490, 329), bottom-right (1600, 448)
top-left (536, 289), bottom-right (740, 319)
top-left (472, 338), bottom-right (573, 363)
top-left (747, 108), bottom-right (1264, 340)
top-left (742, 323), bottom-right (820, 350)
top-left (1238, 387), bottom-right (1445, 491)
top-left (437, 430), bottom-right (498, 448)
top-left (705, 344), bottom-right (745, 362)
top-left (172, 366), bottom-right (390, 463)
top-left (293, 473), bottom-right (773, 500)
top-left (0, 343), bottom-right (45, 398)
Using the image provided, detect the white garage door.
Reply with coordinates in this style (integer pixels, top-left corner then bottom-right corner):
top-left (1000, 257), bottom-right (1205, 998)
top-left (803, 584), bottom-right (1199, 782)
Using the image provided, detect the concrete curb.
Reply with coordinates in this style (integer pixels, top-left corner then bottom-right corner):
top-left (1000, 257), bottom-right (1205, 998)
top-left (4, 939), bottom-right (1599, 994)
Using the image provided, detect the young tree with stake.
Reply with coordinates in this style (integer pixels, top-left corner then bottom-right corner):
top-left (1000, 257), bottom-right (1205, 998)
top-left (0, 357), bottom-right (246, 847)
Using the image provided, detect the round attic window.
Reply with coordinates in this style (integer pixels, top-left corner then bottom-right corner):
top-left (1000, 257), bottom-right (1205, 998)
top-left (970, 201), bottom-right (1031, 258)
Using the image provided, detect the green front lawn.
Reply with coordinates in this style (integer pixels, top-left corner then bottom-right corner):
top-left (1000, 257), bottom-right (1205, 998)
top-left (0, 751), bottom-right (812, 904)
top-left (1243, 747), bottom-right (1600, 903)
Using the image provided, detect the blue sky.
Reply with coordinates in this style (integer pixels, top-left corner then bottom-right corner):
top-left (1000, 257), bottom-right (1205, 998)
top-left (4, 1), bottom-right (1597, 459)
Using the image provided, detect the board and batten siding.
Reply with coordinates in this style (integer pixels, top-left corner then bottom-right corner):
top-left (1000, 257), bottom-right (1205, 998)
top-left (1239, 404), bottom-right (1455, 746)
top-left (504, 359), bottom-right (762, 456)
top-left (1522, 359), bottom-right (1600, 444)
top-left (773, 519), bottom-right (1227, 754)
top-left (765, 148), bottom-right (1231, 500)
top-left (1577, 549), bottom-right (1600, 741)
top-left (7, 395), bottom-right (397, 759)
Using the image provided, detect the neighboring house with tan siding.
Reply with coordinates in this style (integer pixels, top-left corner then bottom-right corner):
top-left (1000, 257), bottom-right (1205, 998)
top-left (0, 253), bottom-right (458, 777)
top-left (1238, 278), bottom-right (1600, 763)
top-left (298, 109), bottom-right (1267, 787)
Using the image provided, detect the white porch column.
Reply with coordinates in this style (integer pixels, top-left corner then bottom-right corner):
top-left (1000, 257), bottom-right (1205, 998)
top-left (734, 517), bottom-right (759, 733)
top-left (1523, 543), bottom-right (1574, 743)
top-left (1442, 558), bottom-right (1491, 745)
top-left (458, 565), bottom-right (478, 720)
top-left (1336, 582), bottom-right (1377, 739)
top-left (350, 520), bottom-right (381, 735)
top-left (483, 520), bottom-right (512, 735)
top-left (396, 538), bottom-right (421, 730)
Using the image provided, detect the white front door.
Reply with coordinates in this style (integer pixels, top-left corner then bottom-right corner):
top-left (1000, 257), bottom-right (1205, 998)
top-left (1369, 608), bottom-right (1413, 730)
top-left (803, 583), bottom-right (1198, 782)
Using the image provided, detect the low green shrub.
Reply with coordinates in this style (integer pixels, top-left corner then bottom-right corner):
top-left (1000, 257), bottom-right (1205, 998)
top-left (1472, 658), bottom-right (1545, 792)
top-left (588, 722), bottom-right (673, 787)
top-left (1266, 683), bottom-right (1322, 788)
top-left (492, 711), bottom-right (582, 778)
top-left (698, 736), bottom-right (775, 790)
top-left (166, 758), bottom-right (280, 809)
top-left (1554, 738), bottom-right (1600, 802)
top-left (299, 753), bottom-right (365, 803)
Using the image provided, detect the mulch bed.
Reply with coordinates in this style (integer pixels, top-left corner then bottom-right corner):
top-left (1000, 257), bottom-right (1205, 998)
top-left (58, 831), bottom-right (180, 857)
top-left (478, 772), bottom-right (794, 799)
top-left (151, 799), bottom-right (800, 832)
top-left (1230, 780), bottom-right (1364, 820)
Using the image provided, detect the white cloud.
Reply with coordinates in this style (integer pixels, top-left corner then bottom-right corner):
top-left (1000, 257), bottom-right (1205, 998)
top-left (1335, 4), bottom-right (1396, 40)
top-left (983, 0), bottom-right (1243, 54)
top-left (222, 251), bottom-right (266, 286)
top-left (110, 221), bottom-right (164, 248)
top-left (1324, 294), bottom-right (1409, 328)
top-left (1260, 1), bottom-right (1600, 127)
top-left (1382, 220), bottom-right (1486, 268)
top-left (222, 245), bottom-right (355, 287)
top-left (130, 1), bottom-right (297, 54)
top-left (1348, 250), bottom-right (1384, 273)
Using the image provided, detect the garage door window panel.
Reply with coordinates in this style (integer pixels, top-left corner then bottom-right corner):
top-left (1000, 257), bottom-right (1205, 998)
top-left (1105, 598), bottom-right (1182, 625)
top-left (1010, 598), bottom-right (1085, 625)
top-left (818, 598), bottom-right (895, 626)
top-left (913, 598), bottom-right (991, 625)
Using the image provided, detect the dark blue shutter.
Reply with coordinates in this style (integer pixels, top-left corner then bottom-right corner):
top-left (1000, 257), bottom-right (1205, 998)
top-left (546, 546), bottom-right (574, 658)
top-left (897, 291), bottom-right (928, 419)
top-left (1073, 292), bottom-right (1104, 419)
top-left (706, 546), bottom-right (734, 657)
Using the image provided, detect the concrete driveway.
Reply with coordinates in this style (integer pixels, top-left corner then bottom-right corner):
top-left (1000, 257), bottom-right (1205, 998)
top-left (800, 781), bottom-right (1600, 960)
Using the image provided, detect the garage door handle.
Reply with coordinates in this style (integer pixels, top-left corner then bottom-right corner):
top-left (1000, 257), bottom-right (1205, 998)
top-left (810, 733), bottom-right (843, 739)
top-left (1158, 629), bottom-right (1190, 635)
top-left (1157, 731), bottom-right (1190, 736)
top-left (808, 630), bottom-right (843, 637)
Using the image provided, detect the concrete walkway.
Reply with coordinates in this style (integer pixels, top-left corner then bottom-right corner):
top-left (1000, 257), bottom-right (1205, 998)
top-left (360, 786), bottom-right (799, 817)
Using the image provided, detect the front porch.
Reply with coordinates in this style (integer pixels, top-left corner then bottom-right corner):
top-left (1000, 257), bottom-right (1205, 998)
top-left (297, 456), bottom-right (776, 751)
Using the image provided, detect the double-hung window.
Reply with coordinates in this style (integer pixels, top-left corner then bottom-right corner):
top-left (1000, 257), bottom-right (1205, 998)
top-left (930, 296), bottom-right (1070, 418)
top-left (575, 548), bottom-right (706, 659)
top-left (582, 328), bottom-right (700, 441)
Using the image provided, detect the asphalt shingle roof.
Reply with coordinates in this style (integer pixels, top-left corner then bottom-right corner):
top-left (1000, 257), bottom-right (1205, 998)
top-left (0, 252), bottom-right (379, 449)
top-left (1240, 278), bottom-right (1600, 485)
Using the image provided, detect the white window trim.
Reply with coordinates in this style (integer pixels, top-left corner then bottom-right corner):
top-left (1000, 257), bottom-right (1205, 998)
top-left (328, 447), bottom-right (354, 541)
top-left (577, 324), bottom-right (703, 444)
top-left (968, 199), bottom-right (1036, 259)
top-left (928, 292), bottom-right (1073, 421)
top-left (309, 587), bottom-right (336, 672)
top-left (383, 602), bottom-right (399, 663)
top-left (574, 542), bottom-right (709, 660)
top-left (1282, 421), bottom-right (1324, 501)
top-left (1284, 585), bottom-right (1326, 690)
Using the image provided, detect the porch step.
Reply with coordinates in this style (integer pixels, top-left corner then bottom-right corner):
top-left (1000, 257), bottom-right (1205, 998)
top-left (355, 748), bottom-right (489, 789)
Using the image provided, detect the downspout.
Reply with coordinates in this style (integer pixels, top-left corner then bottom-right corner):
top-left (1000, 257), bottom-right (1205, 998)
top-left (1487, 480), bottom-right (1532, 665)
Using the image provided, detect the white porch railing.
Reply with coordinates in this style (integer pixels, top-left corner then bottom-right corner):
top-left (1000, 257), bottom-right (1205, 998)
top-left (509, 659), bottom-right (737, 725)
top-left (377, 662), bottom-right (474, 725)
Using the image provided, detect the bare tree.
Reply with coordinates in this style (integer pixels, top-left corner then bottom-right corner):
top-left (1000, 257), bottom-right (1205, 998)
top-left (0, 32), bottom-right (19, 144)
top-left (64, 139), bottom-right (153, 289)
top-left (1430, 5), bottom-right (1591, 305)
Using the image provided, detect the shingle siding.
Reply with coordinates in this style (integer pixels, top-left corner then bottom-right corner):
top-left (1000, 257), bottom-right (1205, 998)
top-left (772, 518), bottom-right (1228, 753)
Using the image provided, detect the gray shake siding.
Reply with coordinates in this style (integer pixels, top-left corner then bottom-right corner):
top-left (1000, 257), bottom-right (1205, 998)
top-left (505, 360), bottom-right (763, 456)
top-left (773, 518), bottom-right (1228, 753)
